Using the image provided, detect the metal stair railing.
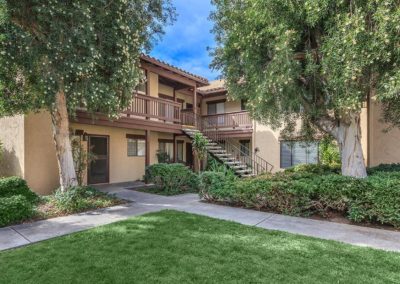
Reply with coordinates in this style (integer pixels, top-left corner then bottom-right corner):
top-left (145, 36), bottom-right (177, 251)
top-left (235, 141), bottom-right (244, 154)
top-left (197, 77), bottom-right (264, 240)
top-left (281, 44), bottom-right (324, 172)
top-left (181, 111), bottom-right (273, 175)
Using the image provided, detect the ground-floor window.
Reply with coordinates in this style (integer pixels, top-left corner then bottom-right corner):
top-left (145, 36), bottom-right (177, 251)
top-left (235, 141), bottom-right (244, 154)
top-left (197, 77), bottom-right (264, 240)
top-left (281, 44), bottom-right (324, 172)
top-left (158, 139), bottom-right (174, 163)
top-left (280, 141), bottom-right (319, 168)
top-left (176, 141), bottom-right (184, 163)
top-left (126, 134), bottom-right (146, 157)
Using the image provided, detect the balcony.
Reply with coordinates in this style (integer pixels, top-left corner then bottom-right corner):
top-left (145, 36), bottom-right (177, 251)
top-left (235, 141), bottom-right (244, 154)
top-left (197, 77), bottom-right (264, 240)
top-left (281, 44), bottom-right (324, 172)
top-left (124, 93), bottom-right (181, 123)
top-left (202, 111), bottom-right (252, 129)
top-left (74, 94), bottom-right (252, 136)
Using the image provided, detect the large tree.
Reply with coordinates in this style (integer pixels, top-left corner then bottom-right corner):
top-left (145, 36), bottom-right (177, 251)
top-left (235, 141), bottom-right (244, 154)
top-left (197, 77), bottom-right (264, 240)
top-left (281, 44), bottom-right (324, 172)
top-left (211, 0), bottom-right (400, 178)
top-left (0, 0), bottom-right (175, 190)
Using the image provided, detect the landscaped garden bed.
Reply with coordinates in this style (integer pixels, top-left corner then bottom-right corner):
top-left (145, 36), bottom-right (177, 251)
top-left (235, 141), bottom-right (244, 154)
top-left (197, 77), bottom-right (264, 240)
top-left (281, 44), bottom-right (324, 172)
top-left (1, 210), bottom-right (399, 283)
top-left (198, 163), bottom-right (400, 229)
top-left (0, 176), bottom-right (124, 228)
top-left (141, 163), bottom-right (199, 196)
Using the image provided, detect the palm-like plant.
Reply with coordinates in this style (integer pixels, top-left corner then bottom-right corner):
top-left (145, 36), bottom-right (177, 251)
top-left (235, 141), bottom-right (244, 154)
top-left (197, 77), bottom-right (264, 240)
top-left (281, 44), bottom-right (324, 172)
top-left (192, 132), bottom-right (208, 173)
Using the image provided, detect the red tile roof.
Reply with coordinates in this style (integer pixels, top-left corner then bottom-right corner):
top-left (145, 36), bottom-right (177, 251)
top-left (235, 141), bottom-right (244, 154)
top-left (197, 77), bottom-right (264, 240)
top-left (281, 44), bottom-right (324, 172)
top-left (141, 54), bottom-right (209, 86)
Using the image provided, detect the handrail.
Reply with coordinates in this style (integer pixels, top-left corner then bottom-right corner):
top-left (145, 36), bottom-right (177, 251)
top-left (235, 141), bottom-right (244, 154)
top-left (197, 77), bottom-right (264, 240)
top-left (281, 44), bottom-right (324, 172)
top-left (202, 110), bottom-right (250, 117)
top-left (181, 110), bottom-right (273, 175)
top-left (124, 94), bottom-right (181, 123)
top-left (202, 111), bottom-right (252, 129)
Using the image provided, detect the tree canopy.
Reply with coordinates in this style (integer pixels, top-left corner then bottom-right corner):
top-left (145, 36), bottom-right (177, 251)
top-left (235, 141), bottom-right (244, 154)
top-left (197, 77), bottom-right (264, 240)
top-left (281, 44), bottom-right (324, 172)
top-left (211, 0), bottom-right (400, 177)
top-left (211, 0), bottom-right (400, 131)
top-left (0, 0), bottom-right (175, 117)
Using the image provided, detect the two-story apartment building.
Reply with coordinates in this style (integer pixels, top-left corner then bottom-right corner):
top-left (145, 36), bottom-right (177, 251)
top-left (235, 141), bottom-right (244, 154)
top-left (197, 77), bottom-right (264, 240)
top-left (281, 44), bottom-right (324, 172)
top-left (1, 55), bottom-right (399, 195)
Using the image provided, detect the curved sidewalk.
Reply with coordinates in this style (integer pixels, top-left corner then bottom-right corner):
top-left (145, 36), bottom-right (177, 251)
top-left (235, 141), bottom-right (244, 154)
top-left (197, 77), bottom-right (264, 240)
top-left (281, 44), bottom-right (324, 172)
top-left (2, 184), bottom-right (400, 252)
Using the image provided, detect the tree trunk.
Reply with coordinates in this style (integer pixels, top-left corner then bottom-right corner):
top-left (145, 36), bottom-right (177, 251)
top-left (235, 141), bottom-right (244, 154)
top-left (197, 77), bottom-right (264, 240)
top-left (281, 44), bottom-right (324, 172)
top-left (336, 113), bottom-right (367, 178)
top-left (50, 90), bottom-right (78, 192)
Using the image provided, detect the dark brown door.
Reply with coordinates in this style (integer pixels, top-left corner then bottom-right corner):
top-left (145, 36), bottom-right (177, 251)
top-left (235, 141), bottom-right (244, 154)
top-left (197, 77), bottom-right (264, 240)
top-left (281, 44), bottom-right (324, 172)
top-left (186, 142), bottom-right (193, 168)
top-left (88, 136), bottom-right (109, 184)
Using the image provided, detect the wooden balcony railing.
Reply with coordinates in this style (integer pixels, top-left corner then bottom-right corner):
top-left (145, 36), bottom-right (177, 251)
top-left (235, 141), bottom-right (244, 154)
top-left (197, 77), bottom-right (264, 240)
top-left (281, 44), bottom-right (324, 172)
top-left (202, 111), bottom-right (252, 129)
top-left (124, 93), bottom-right (181, 123)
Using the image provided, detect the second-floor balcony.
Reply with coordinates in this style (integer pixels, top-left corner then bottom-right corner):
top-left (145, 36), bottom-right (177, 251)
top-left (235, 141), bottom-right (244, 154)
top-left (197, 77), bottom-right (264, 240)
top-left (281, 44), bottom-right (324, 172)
top-left (75, 93), bottom-right (252, 135)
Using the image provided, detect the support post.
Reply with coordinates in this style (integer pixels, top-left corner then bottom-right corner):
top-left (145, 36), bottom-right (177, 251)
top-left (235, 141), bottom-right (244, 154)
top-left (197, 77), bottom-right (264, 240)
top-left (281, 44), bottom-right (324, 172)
top-left (145, 130), bottom-right (150, 167)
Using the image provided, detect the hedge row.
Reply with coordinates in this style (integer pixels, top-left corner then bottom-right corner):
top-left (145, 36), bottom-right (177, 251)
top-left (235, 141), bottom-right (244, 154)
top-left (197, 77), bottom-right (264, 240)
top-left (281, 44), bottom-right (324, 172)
top-left (199, 164), bottom-right (400, 228)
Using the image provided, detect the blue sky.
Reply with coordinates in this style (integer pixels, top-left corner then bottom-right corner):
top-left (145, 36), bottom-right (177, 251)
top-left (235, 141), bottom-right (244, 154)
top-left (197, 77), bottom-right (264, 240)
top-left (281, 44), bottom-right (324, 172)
top-left (150, 0), bottom-right (220, 81)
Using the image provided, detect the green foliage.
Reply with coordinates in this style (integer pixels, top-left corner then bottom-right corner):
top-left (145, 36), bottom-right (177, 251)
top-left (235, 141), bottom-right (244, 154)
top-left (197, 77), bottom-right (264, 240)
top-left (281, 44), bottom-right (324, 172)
top-left (0, 195), bottom-right (34, 227)
top-left (198, 171), bottom-right (237, 201)
top-left (211, 0), bottom-right (400, 142)
top-left (0, 1), bottom-right (175, 117)
top-left (71, 136), bottom-right (96, 186)
top-left (367, 163), bottom-right (400, 175)
top-left (192, 132), bottom-right (208, 172)
top-left (144, 163), bottom-right (198, 194)
top-left (201, 164), bottom-right (400, 227)
top-left (53, 186), bottom-right (116, 213)
top-left (0, 176), bottom-right (38, 203)
top-left (156, 150), bottom-right (172, 164)
top-left (285, 163), bottom-right (341, 175)
top-left (319, 136), bottom-right (341, 167)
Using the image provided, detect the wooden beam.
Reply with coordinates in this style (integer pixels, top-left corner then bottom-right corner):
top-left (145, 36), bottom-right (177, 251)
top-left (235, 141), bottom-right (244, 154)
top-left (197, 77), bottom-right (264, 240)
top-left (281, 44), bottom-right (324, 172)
top-left (173, 134), bottom-right (177, 163)
top-left (142, 62), bottom-right (197, 88)
top-left (145, 130), bottom-right (150, 166)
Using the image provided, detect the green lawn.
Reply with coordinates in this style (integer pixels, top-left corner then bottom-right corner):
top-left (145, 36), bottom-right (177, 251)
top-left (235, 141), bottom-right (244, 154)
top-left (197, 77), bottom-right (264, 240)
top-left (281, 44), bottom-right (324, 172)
top-left (1, 210), bottom-right (400, 283)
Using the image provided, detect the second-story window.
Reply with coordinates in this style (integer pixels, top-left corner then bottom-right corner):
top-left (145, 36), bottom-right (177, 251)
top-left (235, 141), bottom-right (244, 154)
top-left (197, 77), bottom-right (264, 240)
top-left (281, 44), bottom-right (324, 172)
top-left (241, 99), bottom-right (247, 111)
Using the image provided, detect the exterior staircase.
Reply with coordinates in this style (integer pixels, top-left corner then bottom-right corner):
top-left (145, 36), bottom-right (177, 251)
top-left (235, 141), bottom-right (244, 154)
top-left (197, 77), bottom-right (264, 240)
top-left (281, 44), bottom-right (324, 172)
top-left (182, 127), bottom-right (272, 178)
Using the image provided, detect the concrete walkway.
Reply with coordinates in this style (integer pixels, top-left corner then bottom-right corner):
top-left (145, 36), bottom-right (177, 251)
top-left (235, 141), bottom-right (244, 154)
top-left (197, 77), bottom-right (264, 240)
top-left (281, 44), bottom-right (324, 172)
top-left (2, 183), bottom-right (400, 252)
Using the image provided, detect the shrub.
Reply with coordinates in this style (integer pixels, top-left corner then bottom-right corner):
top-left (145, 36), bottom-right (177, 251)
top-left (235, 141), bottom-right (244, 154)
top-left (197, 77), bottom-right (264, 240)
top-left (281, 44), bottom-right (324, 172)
top-left (53, 186), bottom-right (114, 213)
top-left (201, 164), bottom-right (400, 228)
top-left (319, 136), bottom-right (341, 167)
top-left (198, 171), bottom-right (237, 201)
top-left (0, 177), bottom-right (38, 203)
top-left (285, 164), bottom-right (341, 175)
top-left (367, 163), bottom-right (400, 175)
top-left (144, 163), bottom-right (198, 194)
top-left (0, 195), bottom-right (34, 227)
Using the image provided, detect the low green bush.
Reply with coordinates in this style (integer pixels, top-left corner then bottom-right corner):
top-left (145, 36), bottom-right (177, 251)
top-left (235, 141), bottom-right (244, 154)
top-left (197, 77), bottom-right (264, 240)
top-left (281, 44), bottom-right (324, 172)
top-left (201, 164), bottom-right (400, 228)
top-left (0, 176), bottom-right (38, 203)
top-left (53, 186), bottom-right (115, 213)
top-left (144, 163), bottom-right (198, 194)
top-left (285, 164), bottom-right (341, 175)
top-left (198, 171), bottom-right (237, 201)
top-left (367, 163), bottom-right (400, 175)
top-left (0, 195), bottom-right (34, 227)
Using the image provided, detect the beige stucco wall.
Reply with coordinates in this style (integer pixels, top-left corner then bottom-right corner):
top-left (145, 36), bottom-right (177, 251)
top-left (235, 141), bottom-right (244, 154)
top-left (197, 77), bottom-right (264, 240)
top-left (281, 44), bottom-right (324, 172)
top-left (367, 100), bottom-right (400, 166)
top-left (253, 122), bottom-right (282, 172)
top-left (159, 83), bottom-right (174, 97)
top-left (70, 123), bottom-right (146, 185)
top-left (176, 92), bottom-right (193, 109)
top-left (148, 71), bottom-right (159, 97)
top-left (0, 115), bottom-right (25, 178)
top-left (24, 112), bottom-right (60, 195)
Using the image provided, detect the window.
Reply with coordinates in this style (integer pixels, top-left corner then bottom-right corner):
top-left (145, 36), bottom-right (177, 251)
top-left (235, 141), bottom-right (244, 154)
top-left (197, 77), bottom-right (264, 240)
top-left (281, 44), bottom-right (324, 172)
top-left (207, 101), bottom-right (225, 115)
top-left (280, 141), bottom-right (319, 168)
top-left (186, 103), bottom-right (193, 109)
top-left (127, 138), bottom-right (146, 157)
top-left (241, 99), bottom-right (247, 111)
top-left (176, 141), bottom-right (184, 162)
top-left (240, 140), bottom-right (250, 156)
top-left (158, 140), bottom-right (174, 161)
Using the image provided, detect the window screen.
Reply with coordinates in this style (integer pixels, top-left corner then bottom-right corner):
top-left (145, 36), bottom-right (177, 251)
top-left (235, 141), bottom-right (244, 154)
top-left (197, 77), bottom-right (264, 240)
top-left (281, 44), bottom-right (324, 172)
top-left (127, 138), bottom-right (145, 157)
top-left (280, 141), bottom-right (319, 168)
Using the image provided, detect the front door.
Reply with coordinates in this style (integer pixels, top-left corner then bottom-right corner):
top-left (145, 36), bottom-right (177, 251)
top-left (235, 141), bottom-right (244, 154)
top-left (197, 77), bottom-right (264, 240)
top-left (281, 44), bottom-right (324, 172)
top-left (88, 135), bottom-right (109, 184)
top-left (186, 142), bottom-right (194, 169)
